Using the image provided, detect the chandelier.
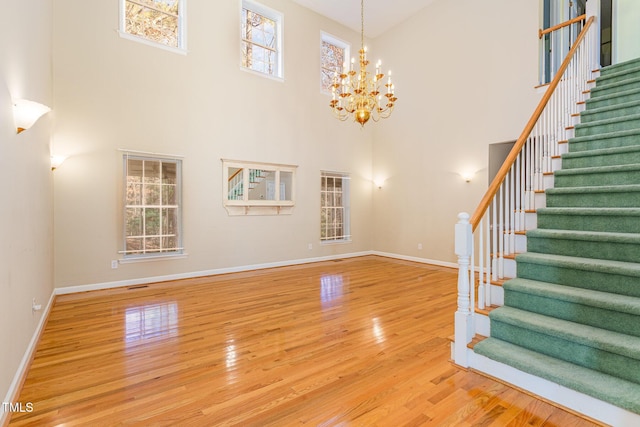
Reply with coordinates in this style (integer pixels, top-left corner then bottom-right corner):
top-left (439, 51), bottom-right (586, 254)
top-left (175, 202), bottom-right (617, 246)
top-left (329, 0), bottom-right (397, 126)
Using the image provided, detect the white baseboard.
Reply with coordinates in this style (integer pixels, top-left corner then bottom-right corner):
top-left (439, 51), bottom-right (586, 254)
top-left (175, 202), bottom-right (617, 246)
top-left (55, 251), bottom-right (379, 295)
top-left (55, 251), bottom-right (456, 296)
top-left (470, 350), bottom-right (640, 426)
top-left (371, 251), bottom-right (458, 269)
top-left (1, 291), bottom-right (55, 426)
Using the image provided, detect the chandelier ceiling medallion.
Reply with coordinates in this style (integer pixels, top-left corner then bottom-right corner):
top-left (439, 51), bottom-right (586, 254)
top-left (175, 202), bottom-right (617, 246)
top-left (329, 0), bottom-right (397, 127)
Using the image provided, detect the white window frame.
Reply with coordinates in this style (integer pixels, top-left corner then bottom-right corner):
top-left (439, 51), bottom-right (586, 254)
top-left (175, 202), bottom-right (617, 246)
top-left (320, 171), bottom-right (351, 243)
top-left (320, 32), bottom-right (350, 94)
top-left (121, 153), bottom-right (184, 260)
top-left (119, 0), bottom-right (187, 55)
top-left (222, 159), bottom-right (297, 215)
top-left (240, 0), bottom-right (284, 81)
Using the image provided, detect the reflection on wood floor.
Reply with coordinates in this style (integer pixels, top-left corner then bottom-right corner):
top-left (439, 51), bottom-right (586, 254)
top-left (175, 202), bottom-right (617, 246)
top-left (10, 256), bottom-right (602, 426)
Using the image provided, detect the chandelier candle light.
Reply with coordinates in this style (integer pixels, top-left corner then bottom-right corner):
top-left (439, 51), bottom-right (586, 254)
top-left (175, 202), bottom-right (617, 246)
top-left (329, 0), bottom-right (397, 126)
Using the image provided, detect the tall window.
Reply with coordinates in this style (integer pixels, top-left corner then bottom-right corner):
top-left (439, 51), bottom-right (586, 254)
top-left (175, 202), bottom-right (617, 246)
top-left (241, 0), bottom-right (283, 79)
top-left (321, 33), bottom-right (350, 93)
top-left (321, 172), bottom-right (351, 242)
top-left (120, 0), bottom-right (186, 51)
top-left (123, 155), bottom-right (183, 258)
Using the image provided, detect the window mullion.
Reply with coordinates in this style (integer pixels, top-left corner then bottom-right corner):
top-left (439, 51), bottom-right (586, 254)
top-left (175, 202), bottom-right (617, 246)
top-left (126, 0), bottom-right (179, 19)
top-left (242, 38), bottom-right (277, 53)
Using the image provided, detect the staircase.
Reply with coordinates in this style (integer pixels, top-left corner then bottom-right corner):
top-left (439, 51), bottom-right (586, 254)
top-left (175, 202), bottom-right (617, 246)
top-left (474, 56), bottom-right (640, 419)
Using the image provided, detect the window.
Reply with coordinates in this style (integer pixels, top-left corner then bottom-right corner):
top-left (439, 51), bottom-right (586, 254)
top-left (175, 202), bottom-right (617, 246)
top-left (120, 0), bottom-right (186, 52)
top-left (539, 0), bottom-right (586, 83)
top-left (321, 172), bottom-right (350, 242)
top-left (241, 0), bottom-right (283, 79)
top-left (222, 159), bottom-right (296, 215)
top-left (320, 33), bottom-right (350, 93)
top-left (123, 155), bottom-right (183, 258)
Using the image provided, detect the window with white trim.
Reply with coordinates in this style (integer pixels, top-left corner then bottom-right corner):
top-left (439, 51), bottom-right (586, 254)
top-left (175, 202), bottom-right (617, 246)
top-left (320, 33), bottom-right (350, 93)
top-left (222, 159), bottom-right (296, 216)
top-left (120, 0), bottom-right (186, 51)
top-left (321, 171), bottom-right (351, 242)
top-left (241, 0), bottom-right (283, 78)
top-left (123, 155), bottom-right (183, 258)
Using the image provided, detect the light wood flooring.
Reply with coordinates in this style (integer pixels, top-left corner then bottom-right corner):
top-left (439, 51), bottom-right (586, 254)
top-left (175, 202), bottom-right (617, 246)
top-left (9, 256), bottom-right (603, 426)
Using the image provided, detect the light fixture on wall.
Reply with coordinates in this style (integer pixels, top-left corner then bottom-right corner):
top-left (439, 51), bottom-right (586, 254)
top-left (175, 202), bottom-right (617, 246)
top-left (50, 155), bottom-right (67, 171)
top-left (329, 0), bottom-right (397, 127)
top-left (460, 171), bottom-right (475, 183)
top-left (13, 99), bottom-right (51, 134)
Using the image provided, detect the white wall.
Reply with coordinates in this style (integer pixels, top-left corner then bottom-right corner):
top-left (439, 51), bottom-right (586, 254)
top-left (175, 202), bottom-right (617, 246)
top-left (0, 0), bottom-right (54, 413)
top-left (614, 0), bottom-right (640, 63)
top-left (371, 0), bottom-right (541, 263)
top-left (52, 0), bottom-right (374, 289)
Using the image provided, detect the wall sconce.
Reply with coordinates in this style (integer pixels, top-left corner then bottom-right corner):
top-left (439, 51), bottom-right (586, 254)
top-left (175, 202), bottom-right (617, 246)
top-left (13, 99), bottom-right (51, 134)
top-left (373, 178), bottom-right (385, 189)
top-left (50, 155), bottom-right (67, 171)
top-left (460, 172), bottom-right (475, 183)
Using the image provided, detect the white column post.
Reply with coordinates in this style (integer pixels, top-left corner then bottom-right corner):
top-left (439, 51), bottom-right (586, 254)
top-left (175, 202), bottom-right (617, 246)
top-left (454, 212), bottom-right (474, 367)
top-left (587, 0), bottom-right (601, 71)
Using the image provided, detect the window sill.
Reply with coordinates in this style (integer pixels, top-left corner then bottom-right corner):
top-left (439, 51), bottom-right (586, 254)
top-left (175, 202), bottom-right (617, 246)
top-left (120, 253), bottom-right (189, 264)
top-left (224, 205), bottom-right (294, 216)
top-left (320, 239), bottom-right (352, 246)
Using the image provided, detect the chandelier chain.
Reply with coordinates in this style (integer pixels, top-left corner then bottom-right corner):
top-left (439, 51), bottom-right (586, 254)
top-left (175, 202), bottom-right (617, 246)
top-left (361, 0), bottom-right (365, 52)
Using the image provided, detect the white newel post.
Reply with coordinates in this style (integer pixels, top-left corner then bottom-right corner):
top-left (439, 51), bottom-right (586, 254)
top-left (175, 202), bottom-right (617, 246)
top-left (454, 212), bottom-right (474, 367)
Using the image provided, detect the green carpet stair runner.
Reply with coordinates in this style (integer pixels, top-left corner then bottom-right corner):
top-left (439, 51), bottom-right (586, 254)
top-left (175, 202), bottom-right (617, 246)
top-left (474, 56), bottom-right (640, 415)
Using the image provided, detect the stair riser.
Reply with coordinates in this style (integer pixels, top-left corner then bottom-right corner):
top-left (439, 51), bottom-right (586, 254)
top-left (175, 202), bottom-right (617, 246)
top-left (569, 137), bottom-right (640, 154)
top-left (562, 151), bottom-right (640, 168)
top-left (527, 235), bottom-right (640, 263)
top-left (516, 261), bottom-right (640, 297)
top-left (554, 169), bottom-right (640, 187)
top-left (586, 89), bottom-right (640, 110)
top-left (546, 190), bottom-right (640, 208)
top-left (490, 321), bottom-right (640, 384)
top-left (597, 68), bottom-right (640, 86)
top-left (580, 104), bottom-right (640, 123)
top-left (591, 79), bottom-right (640, 98)
top-left (575, 117), bottom-right (640, 138)
top-left (504, 289), bottom-right (640, 338)
top-left (600, 59), bottom-right (640, 77)
top-left (537, 212), bottom-right (640, 233)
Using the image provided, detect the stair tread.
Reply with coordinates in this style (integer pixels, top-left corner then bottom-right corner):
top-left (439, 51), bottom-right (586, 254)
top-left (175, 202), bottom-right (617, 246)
top-left (569, 127), bottom-right (640, 144)
top-left (473, 337), bottom-right (640, 415)
top-left (575, 112), bottom-right (640, 129)
top-left (490, 306), bottom-right (640, 358)
top-left (546, 183), bottom-right (640, 194)
top-left (563, 144), bottom-right (640, 159)
top-left (592, 75), bottom-right (640, 93)
top-left (516, 251), bottom-right (640, 277)
top-left (504, 277), bottom-right (640, 316)
top-left (527, 228), bottom-right (640, 243)
top-left (554, 162), bottom-right (640, 175)
top-left (581, 98), bottom-right (640, 117)
top-left (595, 69), bottom-right (640, 85)
top-left (538, 206), bottom-right (640, 215)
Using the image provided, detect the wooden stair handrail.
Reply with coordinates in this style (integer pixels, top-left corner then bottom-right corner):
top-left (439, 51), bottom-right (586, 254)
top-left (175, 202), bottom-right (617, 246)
top-left (470, 16), bottom-right (595, 231)
top-left (539, 14), bottom-right (586, 39)
top-left (228, 167), bottom-right (243, 182)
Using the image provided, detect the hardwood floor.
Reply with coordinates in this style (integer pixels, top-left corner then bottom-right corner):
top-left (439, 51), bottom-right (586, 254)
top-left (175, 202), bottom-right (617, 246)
top-left (9, 256), bottom-right (603, 426)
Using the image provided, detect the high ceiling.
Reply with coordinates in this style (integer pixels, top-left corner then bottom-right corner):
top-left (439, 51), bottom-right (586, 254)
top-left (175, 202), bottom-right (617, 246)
top-left (290, 0), bottom-right (439, 38)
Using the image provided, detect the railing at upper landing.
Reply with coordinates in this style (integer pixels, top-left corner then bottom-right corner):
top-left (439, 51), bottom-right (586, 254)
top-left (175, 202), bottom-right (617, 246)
top-left (453, 13), bottom-right (599, 368)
